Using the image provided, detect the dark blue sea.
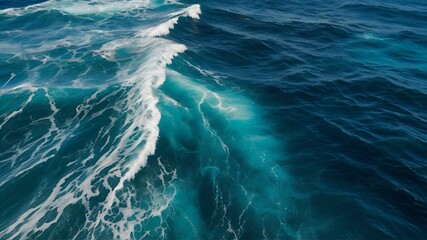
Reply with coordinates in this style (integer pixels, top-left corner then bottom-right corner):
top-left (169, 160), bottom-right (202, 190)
top-left (0, 0), bottom-right (426, 239)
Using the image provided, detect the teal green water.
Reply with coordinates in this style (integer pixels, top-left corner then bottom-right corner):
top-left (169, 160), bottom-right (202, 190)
top-left (1, 0), bottom-right (427, 239)
top-left (0, 1), bottom-right (290, 239)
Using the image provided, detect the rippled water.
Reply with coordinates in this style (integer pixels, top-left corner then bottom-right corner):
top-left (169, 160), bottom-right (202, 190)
top-left (0, 0), bottom-right (426, 239)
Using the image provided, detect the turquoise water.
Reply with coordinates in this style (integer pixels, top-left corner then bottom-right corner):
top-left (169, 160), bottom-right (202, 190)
top-left (0, 0), bottom-right (426, 239)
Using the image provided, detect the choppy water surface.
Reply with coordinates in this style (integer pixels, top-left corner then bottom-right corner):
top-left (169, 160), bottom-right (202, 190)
top-left (0, 0), bottom-right (426, 239)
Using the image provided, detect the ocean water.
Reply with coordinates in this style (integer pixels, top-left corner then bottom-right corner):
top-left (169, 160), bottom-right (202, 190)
top-left (0, 0), bottom-right (426, 239)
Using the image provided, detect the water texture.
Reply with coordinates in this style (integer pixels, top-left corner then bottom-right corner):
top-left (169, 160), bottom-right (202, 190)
top-left (0, 0), bottom-right (426, 239)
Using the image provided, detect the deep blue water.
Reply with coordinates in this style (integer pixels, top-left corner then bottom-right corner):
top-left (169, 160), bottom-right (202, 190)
top-left (0, 0), bottom-right (426, 239)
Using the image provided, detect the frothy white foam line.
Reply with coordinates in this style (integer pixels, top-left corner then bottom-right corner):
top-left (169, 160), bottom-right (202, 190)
top-left (139, 4), bottom-right (201, 37)
top-left (168, 4), bottom-right (201, 19)
top-left (0, 88), bottom-right (73, 187)
top-left (0, 90), bottom-right (35, 130)
top-left (0, 131), bottom-right (36, 169)
top-left (160, 92), bottom-right (188, 110)
top-left (183, 59), bottom-right (226, 86)
top-left (141, 17), bottom-right (179, 37)
top-left (0, 0), bottom-right (50, 16)
top-left (197, 91), bottom-right (230, 161)
top-left (15, 89), bottom-right (63, 175)
top-left (2, 73), bottom-right (16, 88)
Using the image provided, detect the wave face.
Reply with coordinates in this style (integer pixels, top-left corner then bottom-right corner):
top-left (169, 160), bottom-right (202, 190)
top-left (1, 0), bottom-right (427, 239)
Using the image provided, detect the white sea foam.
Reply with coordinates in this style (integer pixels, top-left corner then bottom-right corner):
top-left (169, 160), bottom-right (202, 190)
top-left (0, 90), bottom-right (35, 130)
top-left (2, 73), bottom-right (16, 88)
top-left (139, 4), bottom-right (201, 37)
top-left (141, 17), bottom-right (180, 37)
top-left (170, 4), bottom-right (201, 19)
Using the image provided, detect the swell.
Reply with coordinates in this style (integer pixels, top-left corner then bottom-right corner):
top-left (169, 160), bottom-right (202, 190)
top-left (171, 1), bottom-right (427, 238)
top-left (259, 79), bottom-right (427, 238)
